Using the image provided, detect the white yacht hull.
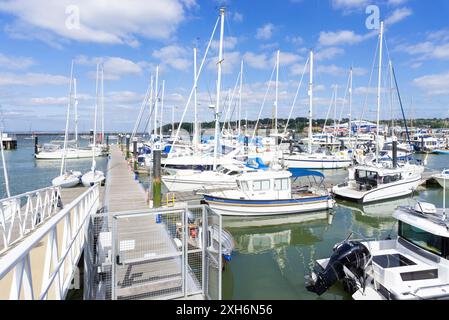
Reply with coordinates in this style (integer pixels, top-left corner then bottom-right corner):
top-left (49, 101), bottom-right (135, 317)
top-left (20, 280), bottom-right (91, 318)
top-left (52, 171), bottom-right (82, 188)
top-left (162, 173), bottom-right (237, 192)
top-left (284, 156), bottom-right (353, 169)
top-left (333, 177), bottom-right (422, 203)
top-left (36, 148), bottom-right (103, 160)
top-left (204, 196), bottom-right (334, 216)
top-left (434, 175), bottom-right (449, 188)
top-left (81, 170), bottom-right (105, 187)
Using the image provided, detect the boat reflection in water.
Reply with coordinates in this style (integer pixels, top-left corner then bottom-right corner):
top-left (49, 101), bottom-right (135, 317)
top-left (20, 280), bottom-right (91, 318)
top-left (222, 211), bottom-right (338, 299)
top-left (336, 197), bottom-right (414, 239)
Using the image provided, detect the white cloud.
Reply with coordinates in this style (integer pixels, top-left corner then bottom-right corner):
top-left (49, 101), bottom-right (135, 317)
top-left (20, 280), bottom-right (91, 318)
top-left (388, 0), bottom-right (409, 6)
top-left (315, 47), bottom-right (345, 61)
top-left (413, 72), bottom-right (449, 95)
top-left (285, 36), bottom-right (304, 46)
top-left (396, 41), bottom-right (449, 61)
top-left (331, 0), bottom-right (369, 12)
top-left (0, 0), bottom-right (195, 47)
top-left (152, 45), bottom-right (191, 71)
top-left (243, 52), bottom-right (271, 70)
top-left (256, 23), bottom-right (275, 40)
top-left (318, 30), bottom-right (375, 46)
top-left (211, 36), bottom-right (238, 51)
top-left (0, 72), bottom-right (69, 86)
top-left (273, 51), bottom-right (303, 66)
top-left (385, 7), bottom-right (412, 25)
top-left (233, 12), bottom-right (243, 23)
top-left (208, 51), bottom-right (241, 75)
top-left (0, 53), bottom-right (34, 69)
top-left (76, 55), bottom-right (144, 80)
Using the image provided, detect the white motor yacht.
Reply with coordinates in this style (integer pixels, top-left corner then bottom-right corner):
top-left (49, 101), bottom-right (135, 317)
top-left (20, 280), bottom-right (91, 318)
top-left (307, 202), bottom-right (449, 300)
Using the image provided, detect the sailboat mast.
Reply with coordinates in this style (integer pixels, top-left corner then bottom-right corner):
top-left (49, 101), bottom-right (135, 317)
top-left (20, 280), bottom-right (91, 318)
top-left (349, 67), bottom-right (353, 141)
top-left (389, 60), bottom-right (395, 137)
top-left (101, 65), bottom-right (105, 144)
top-left (213, 7), bottom-right (225, 171)
top-left (0, 131), bottom-right (10, 198)
top-left (148, 76), bottom-right (153, 137)
top-left (334, 85), bottom-right (338, 138)
top-left (376, 21), bottom-right (384, 161)
top-left (160, 80), bottom-right (165, 138)
top-left (238, 60), bottom-right (243, 136)
top-left (92, 63), bottom-right (99, 170)
top-left (74, 78), bottom-right (78, 149)
top-left (308, 50), bottom-right (314, 154)
top-left (193, 47), bottom-right (198, 149)
top-left (154, 66), bottom-right (159, 139)
top-left (60, 60), bottom-right (74, 176)
top-left (274, 50), bottom-right (280, 135)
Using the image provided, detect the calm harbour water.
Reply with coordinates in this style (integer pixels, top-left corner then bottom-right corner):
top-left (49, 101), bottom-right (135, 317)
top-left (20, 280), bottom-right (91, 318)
top-left (2, 137), bottom-right (449, 300)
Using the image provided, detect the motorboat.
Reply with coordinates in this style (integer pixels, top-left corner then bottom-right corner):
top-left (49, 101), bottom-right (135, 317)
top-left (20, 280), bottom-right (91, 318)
top-left (203, 168), bottom-right (335, 216)
top-left (36, 144), bottom-right (102, 159)
top-left (306, 202), bottom-right (449, 300)
top-left (162, 163), bottom-right (257, 192)
top-left (52, 170), bottom-right (82, 188)
top-left (284, 147), bottom-right (353, 170)
top-left (332, 162), bottom-right (424, 203)
top-left (433, 169), bottom-right (449, 188)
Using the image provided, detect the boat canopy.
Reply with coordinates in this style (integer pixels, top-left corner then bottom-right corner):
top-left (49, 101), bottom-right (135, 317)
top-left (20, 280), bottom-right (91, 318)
top-left (288, 168), bottom-right (324, 179)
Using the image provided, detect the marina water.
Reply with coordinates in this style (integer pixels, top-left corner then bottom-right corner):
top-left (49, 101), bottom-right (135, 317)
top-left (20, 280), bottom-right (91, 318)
top-left (2, 136), bottom-right (448, 300)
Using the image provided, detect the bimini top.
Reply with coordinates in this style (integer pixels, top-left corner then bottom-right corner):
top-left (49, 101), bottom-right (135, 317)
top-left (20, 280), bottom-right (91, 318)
top-left (288, 168), bottom-right (325, 179)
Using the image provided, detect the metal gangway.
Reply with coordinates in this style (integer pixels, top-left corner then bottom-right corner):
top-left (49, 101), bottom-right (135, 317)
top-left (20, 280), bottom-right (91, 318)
top-left (84, 205), bottom-right (223, 300)
top-left (0, 184), bottom-right (100, 299)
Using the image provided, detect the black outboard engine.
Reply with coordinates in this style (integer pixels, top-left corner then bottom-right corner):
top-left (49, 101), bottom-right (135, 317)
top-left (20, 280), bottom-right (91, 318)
top-left (306, 241), bottom-right (371, 296)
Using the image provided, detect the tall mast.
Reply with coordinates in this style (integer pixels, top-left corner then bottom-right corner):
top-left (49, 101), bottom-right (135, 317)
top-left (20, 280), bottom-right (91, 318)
top-left (172, 106), bottom-right (175, 136)
top-left (74, 78), bottom-right (78, 149)
top-left (274, 50), bottom-right (280, 135)
top-left (148, 76), bottom-right (153, 137)
top-left (160, 80), bottom-right (165, 138)
top-left (238, 60), bottom-right (243, 136)
top-left (60, 60), bottom-right (74, 176)
top-left (334, 85), bottom-right (338, 138)
top-left (213, 7), bottom-right (225, 171)
top-left (154, 65), bottom-right (159, 139)
top-left (376, 21), bottom-right (384, 161)
top-left (0, 131), bottom-right (10, 198)
top-left (101, 64), bottom-right (105, 144)
top-left (349, 67), bottom-right (353, 141)
top-left (91, 63), bottom-right (99, 171)
top-left (389, 60), bottom-right (395, 137)
top-left (193, 47), bottom-right (198, 149)
top-left (308, 50), bottom-right (314, 154)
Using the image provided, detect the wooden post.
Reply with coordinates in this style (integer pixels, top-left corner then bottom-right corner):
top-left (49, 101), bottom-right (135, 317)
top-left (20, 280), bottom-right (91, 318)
top-left (133, 137), bottom-right (138, 171)
top-left (153, 142), bottom-right (162, 208)
top-left (34, 135), bottom-right (39, 155)
top-left (125, 134), bottom-right (130, 159)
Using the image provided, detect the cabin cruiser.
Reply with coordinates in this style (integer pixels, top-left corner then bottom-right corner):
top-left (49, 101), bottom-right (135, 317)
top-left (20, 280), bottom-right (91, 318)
top-left (284, 147), bottom-right (353, 170)
top-left (162, 163), bottom-right (258, 192)
top-left (203, 168), bottom-right (334, 216)
top-left (332, 161), bottom-right (424, 203)
top-left (433, 169), bottom-right (449, 189)
top-left (306, 202), bottom-right (449, 300)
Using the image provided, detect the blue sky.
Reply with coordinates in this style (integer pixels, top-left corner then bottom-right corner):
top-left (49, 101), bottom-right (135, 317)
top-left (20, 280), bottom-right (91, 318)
top-left (0, 0), bottom-right (448, 132)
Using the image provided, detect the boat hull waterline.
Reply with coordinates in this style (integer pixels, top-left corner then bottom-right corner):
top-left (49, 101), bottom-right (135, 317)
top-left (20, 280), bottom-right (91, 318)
top-left (204, 195), bottom-right (335, 216)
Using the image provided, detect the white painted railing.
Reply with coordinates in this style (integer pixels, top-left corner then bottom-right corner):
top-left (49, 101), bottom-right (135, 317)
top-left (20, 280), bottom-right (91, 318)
top-left (0, 186), bottom-right (62, 252)
top-left (0, 184), bottom-right (100, 300)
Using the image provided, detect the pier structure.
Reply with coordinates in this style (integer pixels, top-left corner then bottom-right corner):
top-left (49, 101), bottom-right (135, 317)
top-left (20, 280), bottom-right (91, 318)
top-left (0, 144), bottom-right (222, 300)
top-left (1, 133), bottom-right (17, 150)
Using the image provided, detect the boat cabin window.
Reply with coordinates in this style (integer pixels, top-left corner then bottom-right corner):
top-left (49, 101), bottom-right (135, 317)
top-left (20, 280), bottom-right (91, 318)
top-left (382, 174), bottom-right (402, 184)
top-left (238, 181), bottom-right (249, 191)
top-left (399, 222), bottom-right (444, 257)
top-left (355, 170), bottom-right (378, 187)
top-left (274, 178), bottom-right (289, 191)
top-left (252, 180), bottom-right (270, 191)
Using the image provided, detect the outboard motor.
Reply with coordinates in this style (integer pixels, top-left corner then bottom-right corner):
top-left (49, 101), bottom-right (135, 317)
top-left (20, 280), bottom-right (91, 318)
top-left (306, 241), bottom-right (371, 296)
